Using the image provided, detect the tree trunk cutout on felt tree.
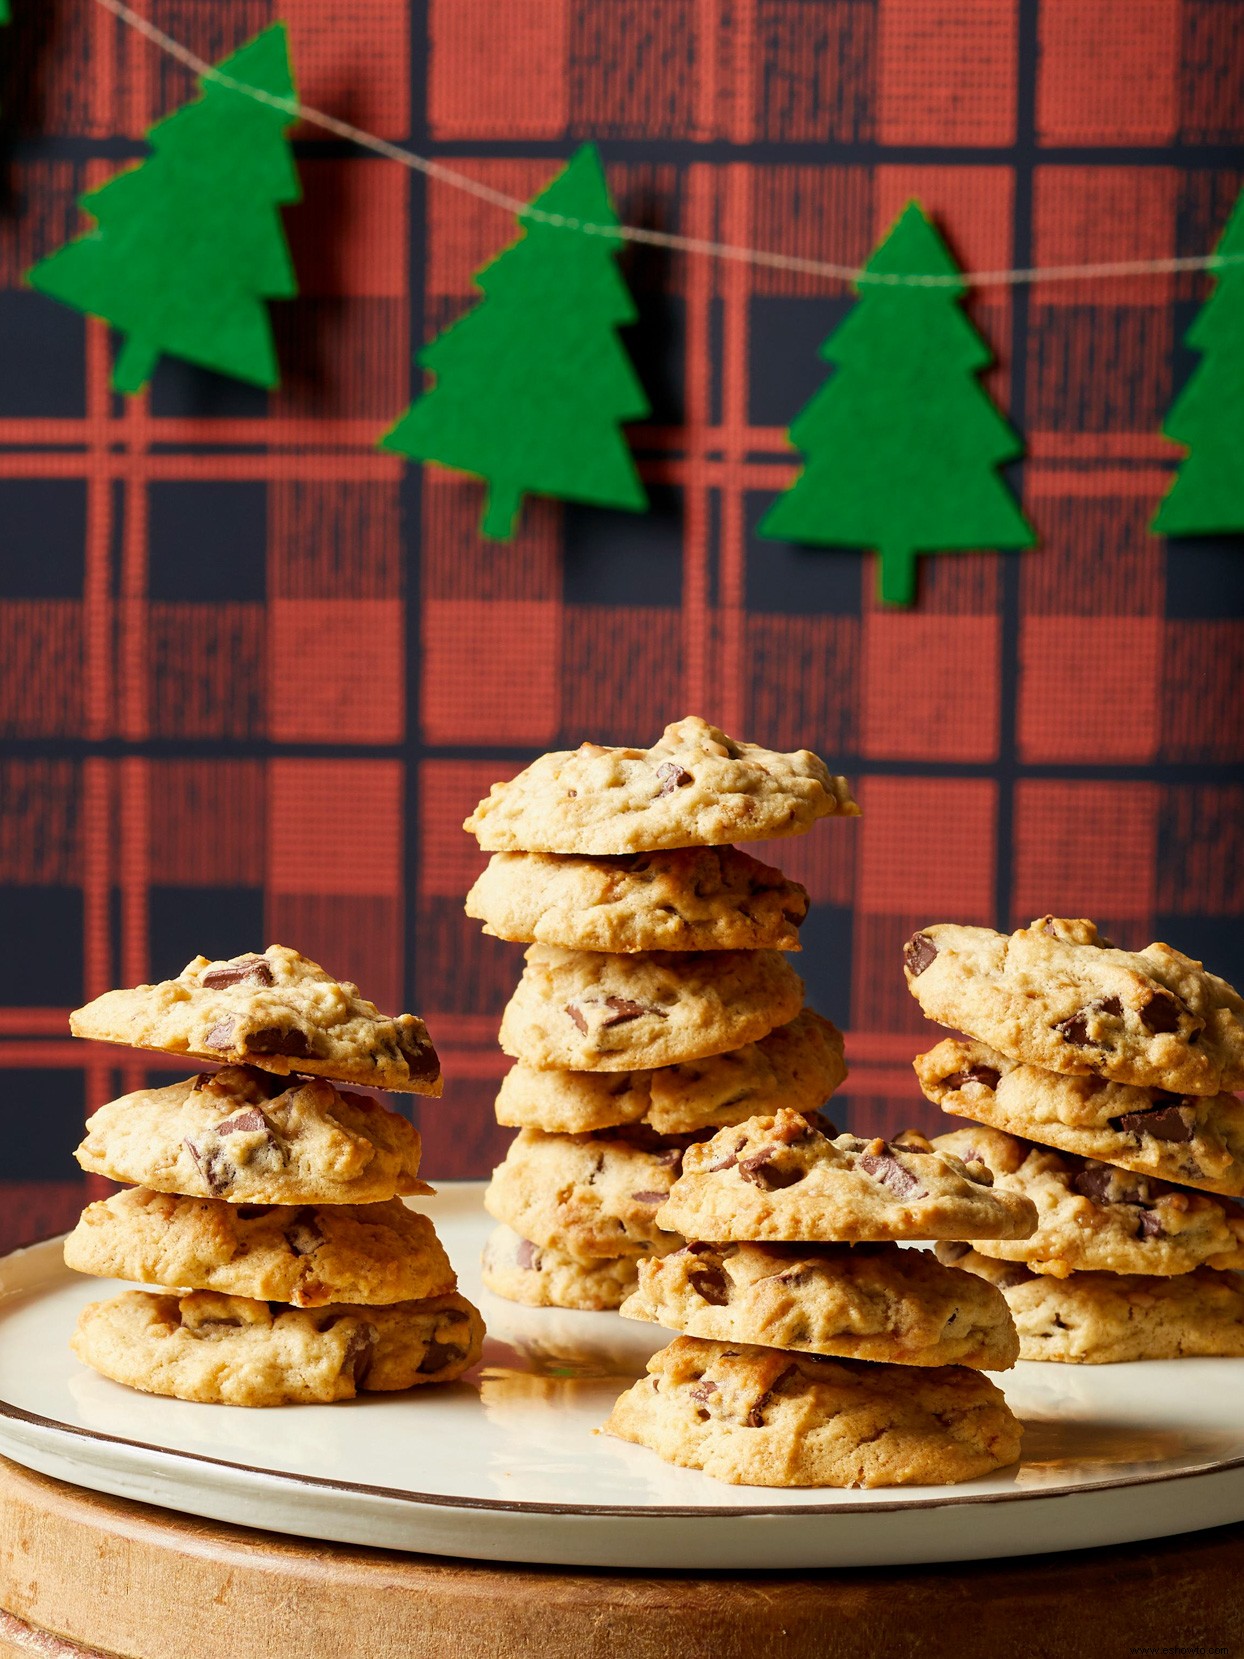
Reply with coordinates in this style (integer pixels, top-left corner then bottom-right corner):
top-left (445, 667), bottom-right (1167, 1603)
top-left (758, 202), bottom-right (1034, 606)
top-left (1152, 189), bottom-right (1244, 537)
top-left (27, 23), bottom-right (299, 393)
top-left (380, 143), bottom-right (650, 539)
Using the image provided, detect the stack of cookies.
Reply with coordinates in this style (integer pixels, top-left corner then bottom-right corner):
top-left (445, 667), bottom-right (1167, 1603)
top-left (903, 915), bottom-right (1244, 1363)
top-left (463, 717), bottom-right (857, 1312)
top-left (62, 946), bottom-right (485, 1407)
top-left (603, 1109), bottom-right (1038, 1487)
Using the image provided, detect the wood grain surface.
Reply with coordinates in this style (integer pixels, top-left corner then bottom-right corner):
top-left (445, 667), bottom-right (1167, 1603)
top-left (0, 1456), bottom-right (1241, 1658)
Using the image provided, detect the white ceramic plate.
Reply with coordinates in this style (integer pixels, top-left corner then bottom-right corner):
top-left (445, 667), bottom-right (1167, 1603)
top-left (1, 1183), bottom-right (1242, 1569)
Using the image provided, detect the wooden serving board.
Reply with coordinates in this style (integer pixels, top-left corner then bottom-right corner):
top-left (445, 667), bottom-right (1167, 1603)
top-left (0, 1457), bottom-right (1241, 1659)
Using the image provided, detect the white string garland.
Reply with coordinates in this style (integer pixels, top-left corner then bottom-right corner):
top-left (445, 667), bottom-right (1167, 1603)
top-left (94, 0), bottom-right (1243, 292)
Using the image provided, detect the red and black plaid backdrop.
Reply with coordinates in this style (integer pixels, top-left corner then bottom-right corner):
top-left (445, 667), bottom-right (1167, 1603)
top-left (1, 0), bottom-right (1242, 1250)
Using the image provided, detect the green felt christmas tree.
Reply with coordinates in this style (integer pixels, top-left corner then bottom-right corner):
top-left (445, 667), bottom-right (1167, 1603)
top-left (381, 143), bottom-right (649, 539)
top-left (1152, 189), bottom-right (1244, 536)
top-left (27, 24), bottom-right (299, 393)
top-left (759, 202), bottom-right (1034, 606)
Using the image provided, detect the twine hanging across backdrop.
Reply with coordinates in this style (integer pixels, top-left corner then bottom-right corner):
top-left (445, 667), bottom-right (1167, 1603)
top-left (89, 0), bottom-right (1244, 291)
top-left (23, 0), bottom-right (1244, 602)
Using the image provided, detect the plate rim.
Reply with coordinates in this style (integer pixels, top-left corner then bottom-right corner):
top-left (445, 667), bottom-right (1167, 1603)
top-left (5, 1396), bottom-right (1244, 1520)
top-left (5, 1230), bottom-right (1244, 1522)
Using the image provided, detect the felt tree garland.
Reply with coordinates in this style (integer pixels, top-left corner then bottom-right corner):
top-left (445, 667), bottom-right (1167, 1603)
top-left (1152, 188), bottom-right (1244, 537)
top-left (759, 202), bottom-right (1035, 606)
top-left (380, 143), bottom-right (649, 539)
top-left (28, 23), bottom-right (300, 393)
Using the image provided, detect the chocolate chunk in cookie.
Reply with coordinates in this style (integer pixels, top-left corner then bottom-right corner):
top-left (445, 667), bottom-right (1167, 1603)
top-left (466, 846), bottom-right (809, 954)
top-left (933, 1124), bottom-right (1244, 1279)
top-left (72, 1289), bottom-right (484, 1406)
top-left (903, 918), bottom-right (1244, 1096)
top-left (499, 944), bottom-right (804, 1071)
top-left (659, 1109), bottom-right (1037, 1244)
top-left (621, 1239), bottom-right (1019, 1370)
top-left (75, 1066), bottom-right (429, 1206)
top-left (71, 945), bottom-right (442, 1095)
top-left (916, 1036), bottom-right (1244, 1197)
top-left (464, 717), bottom-right (857, 854)
top-left (604, 1336), bottom-right (1021, 1486)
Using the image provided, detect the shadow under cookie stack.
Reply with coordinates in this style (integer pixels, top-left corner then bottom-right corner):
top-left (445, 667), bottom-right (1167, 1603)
top-left (904, 916), bottom-right (1244, 1364)
top-left (466, 718), bottom-right (856, 1312)
top-left (62, 947), bottom-right (485, 1407)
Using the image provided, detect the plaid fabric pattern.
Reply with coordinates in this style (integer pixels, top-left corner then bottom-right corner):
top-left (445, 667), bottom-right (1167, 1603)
top-left (1, 0), bottom-right (1242, 1248)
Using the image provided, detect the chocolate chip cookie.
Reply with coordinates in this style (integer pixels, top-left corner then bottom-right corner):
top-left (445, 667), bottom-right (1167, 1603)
top-left (916, 1036), bottom-right (1244, 1197)
top-left (481, 1224), bottom-right (640, 1311)
top-left (620, 1239), bottom-right (1018, 1370)
top-left (72, 1288), bottom-right (485, 1405)
top-left (70, 946), bottom-right (442, 1094)
top-left (466, 846), bottom-right (809, 953)
top-left (494, 1010), bottom-right (846, 1136)
top-left (483, 1126), bottom-right (692, 1259)
top-left (658, 1110), bottom-right (1038, 1244)
top-left (604, 1335), bottom-right (1022, 1487)
top-left (464, 717), bottom-right (858, 854)
top-left (75, 1067), bottom-right (428, 1205)
top-left (65, 1189), bottom-right (456, 1308)
top-left (499, 944), bottom-right (804, 1071)
top-left (931, 1125), bottom-right (1244, 1278)
top-left (938, 1246), bottom-right (1244, 1364)
top-left (903, 917), bottom-right (1244, 1095)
